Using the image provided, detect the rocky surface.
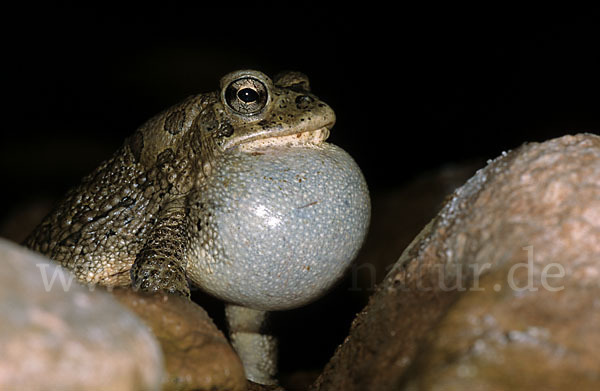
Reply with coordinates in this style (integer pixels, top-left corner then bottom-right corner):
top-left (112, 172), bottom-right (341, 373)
top-left (112, 289), bottom-right (247, 391)
top-left (0, 238), bottom-right (164, 391)
top-left (0, 234), bottom-right (247, 391)
top-left (352, 161), bottom-right (480, 295)
top-left (311, 133), bottom-right (600, 391)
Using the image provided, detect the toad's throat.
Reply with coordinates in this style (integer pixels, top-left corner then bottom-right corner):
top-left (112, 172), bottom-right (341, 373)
top-left (236, 127), bottom-right (331, 152)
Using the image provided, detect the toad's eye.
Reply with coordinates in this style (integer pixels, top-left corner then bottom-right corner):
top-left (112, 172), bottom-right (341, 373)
top-left (225, 77), bottom-right (268, 115)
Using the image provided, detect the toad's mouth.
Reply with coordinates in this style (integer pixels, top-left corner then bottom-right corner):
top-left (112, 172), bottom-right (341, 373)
top-left (230, 126), bottom-right (332, 152)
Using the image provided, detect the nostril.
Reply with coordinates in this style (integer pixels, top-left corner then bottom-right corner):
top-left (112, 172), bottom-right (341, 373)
top-left (295, 95), bottom-right (314, 109)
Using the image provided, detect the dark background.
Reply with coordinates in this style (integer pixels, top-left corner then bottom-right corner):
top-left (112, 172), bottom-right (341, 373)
top-left (2, 4), bottom-right (599, 387)
top-left (3, 7), bottom-right (599, 201)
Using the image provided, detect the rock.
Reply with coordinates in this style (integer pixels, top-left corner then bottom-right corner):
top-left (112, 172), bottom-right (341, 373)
top-left (311, 134), bottom-right (600, 390)
top-left (0, 238), bottom-right (164, 391)
top-left (112, 289), bottom-right (247, 391)
top-left (351, 160), bottom-right (480, 295)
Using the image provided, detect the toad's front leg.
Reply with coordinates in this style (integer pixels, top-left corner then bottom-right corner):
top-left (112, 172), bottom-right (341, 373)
top-left (130, 202), bottom-right (191, 297)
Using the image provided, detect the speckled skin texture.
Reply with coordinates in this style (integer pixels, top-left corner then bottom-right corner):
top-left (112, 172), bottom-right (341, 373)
top-left (25, 70), bottom-right (370, 307)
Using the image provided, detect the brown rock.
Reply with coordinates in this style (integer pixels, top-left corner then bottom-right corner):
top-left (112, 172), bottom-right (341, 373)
top-left (112, 289), bottom-right (247, 391)
top-left (0, 238), bottom-right (164, 391)
top-left (351, 160), bottom-right (480, 295)
top-left (311, 134), bottom-right (600, 391)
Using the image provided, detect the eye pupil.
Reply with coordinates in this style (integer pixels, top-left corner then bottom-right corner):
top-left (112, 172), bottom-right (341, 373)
top-left (238, 88), bottom-right (259, 103)
top-left (224, 77), bottom-right (268, 115)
